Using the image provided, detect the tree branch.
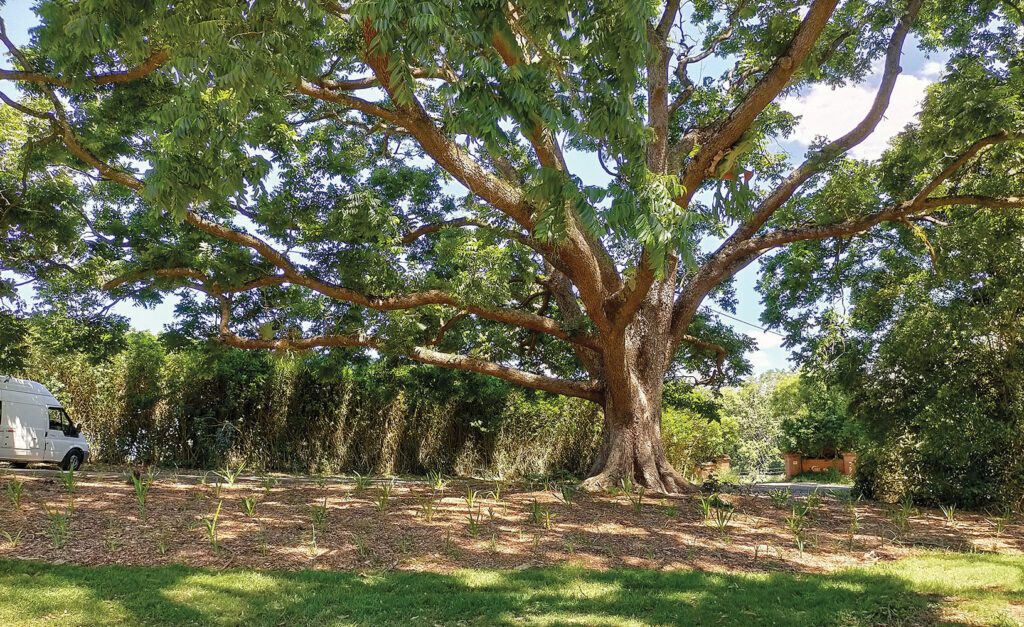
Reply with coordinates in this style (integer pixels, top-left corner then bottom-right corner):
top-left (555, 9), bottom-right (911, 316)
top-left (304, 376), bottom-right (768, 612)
top-left (725, 0), bottom-right (924, 243)
top-left (213, 296), bottom-right (604, 403)
top-left (676, 0), bottom-right (840, 205)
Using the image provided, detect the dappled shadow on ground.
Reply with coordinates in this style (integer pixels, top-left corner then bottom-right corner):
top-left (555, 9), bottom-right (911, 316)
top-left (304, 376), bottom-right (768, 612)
top-left (0, 555), bottom-right (956, 626)
top-left (0, 471), bottom-right (1020, 576)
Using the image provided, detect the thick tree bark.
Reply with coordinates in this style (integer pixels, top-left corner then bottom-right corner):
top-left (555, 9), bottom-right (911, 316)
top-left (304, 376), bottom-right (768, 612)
top-left (582, 278), bottom-right (692, 494)
top-left (582, 369), bottom-right (690, 494)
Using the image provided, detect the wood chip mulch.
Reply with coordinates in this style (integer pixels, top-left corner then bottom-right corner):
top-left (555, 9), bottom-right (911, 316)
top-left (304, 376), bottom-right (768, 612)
top-left (1, 471), bottom-right (1020, 574)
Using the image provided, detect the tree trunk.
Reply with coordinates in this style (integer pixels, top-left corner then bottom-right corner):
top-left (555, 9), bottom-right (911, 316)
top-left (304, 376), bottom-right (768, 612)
top-left (581, 285), bottom-right (692, 494)
top-left (581, 373), bottom-right (690, 494)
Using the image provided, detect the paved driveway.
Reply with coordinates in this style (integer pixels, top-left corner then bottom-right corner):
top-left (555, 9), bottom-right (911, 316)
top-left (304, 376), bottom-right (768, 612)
top-left (740, 482), bottom-right (851, 496)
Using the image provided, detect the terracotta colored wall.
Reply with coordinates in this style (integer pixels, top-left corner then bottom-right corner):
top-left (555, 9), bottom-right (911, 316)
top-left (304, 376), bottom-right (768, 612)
top-left (784, 452), bottom-right (857, 479)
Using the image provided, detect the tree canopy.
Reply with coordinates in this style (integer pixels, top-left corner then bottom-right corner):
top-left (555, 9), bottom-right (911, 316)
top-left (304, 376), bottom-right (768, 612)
top-left (1, 0), bottom-right (1022, 491)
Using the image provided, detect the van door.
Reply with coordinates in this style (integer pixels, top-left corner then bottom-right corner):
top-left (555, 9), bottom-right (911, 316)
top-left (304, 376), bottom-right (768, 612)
top-left (44, 408), bottom-right (75, 462)
top-left (0, 401), bottom-right (10, 455)
top-left (3, 401), bottom-right (43, 459)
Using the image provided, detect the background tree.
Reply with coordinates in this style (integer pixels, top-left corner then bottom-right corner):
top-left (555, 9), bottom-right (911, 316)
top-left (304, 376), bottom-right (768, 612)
top-left (762, 47), bottom-right (1024, 507)
top-left (1, 1), bottom-right (1022, 491)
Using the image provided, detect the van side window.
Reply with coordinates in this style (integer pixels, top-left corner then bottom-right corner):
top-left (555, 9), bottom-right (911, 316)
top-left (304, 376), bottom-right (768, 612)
top-left (48, 408), bottom-right (67, 433)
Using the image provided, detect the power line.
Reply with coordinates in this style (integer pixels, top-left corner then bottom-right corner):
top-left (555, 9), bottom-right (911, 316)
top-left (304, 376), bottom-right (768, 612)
top-left (707, 307), bottom-right (786, 338)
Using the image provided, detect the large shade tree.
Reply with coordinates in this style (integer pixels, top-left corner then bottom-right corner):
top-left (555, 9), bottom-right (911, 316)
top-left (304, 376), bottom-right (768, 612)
top-left (1, 0), bottom-right (1021, 491)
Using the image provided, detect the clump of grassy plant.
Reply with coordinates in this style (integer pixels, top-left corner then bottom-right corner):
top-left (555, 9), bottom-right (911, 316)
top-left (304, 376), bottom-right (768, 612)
top-left (804, 489), bottom-right (822, 514)
top-left (528, 500), bottom-right (544, 524)
top-left (215, 462), bottom-right (245, 487)
top-left (6, 478), bottom-right (24, 510)
top-left (374, 480), bottom-right (394, 512)
top-left (487, 480), bottom-right (503, 502)
top-left (555, 484), bottom-right (576, 508)
top-left (352, 471), bottom-right (370, 492)
top-left (129, 468), bottom-right (155, 522)
top-left (42, 503), bottom-right (70, 549)
top-left (985, 507), bottom-right (1014, 537)
top-left (203, 501), bottom-right (223, 553)
top-left (314, 473), bottom-right (328, 489)
top-left (155, 527), bottom-right (171, 556)
top-left (617, 476), bottom-right (634, 496)
top-left (698, 494), bottom-right (714, 521)
top-left (713, 507), bottom-right (734, 536)
top-left (698, 493), bottom-right (732, 522)
top-left (467, 510), bottom-right (481, 537)
top-left (890, 496), bottom-right (916, 534)
top-left (847, 509), bottom-right (861, 550)
top-left (541, 507), bottom-right (555, 530)
top-left (940, 503), bottom-right (958, 527)
top-left (310, 497), bottom-right (328, 530)
top-left (786, 507), bottom-right (808, 556)
top-left (260, 476), bottom-right (277, 492)
top-left (60, 468), bottom-right (76, 514)
top-left (464, 488), bottom-right (479, 510)
top-left (768, 487), bottom-right (791, 509)
top-left (619, 481), bottom-right (645, 514)
top-left (418, 496), bottom-right (436, 523)
top-left (1, 528), bottom-right (22, 547)
top-left (240, 496), bottom-right (258, 518)
top-left (427, 470), bottom-right (447, 492)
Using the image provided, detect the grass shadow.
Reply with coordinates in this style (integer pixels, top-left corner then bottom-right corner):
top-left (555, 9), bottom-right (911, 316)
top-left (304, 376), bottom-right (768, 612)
top-left (0, 556), bottom-right (969, 626)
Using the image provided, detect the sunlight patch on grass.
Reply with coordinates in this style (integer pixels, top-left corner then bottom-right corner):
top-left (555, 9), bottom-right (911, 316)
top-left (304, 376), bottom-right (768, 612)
top-left (0, 552), bottom-right (1020, 626)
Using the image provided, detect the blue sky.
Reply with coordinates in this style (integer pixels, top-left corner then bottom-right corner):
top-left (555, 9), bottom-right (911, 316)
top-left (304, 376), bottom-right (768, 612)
top-left (2, 4), bottom-right (946, 375)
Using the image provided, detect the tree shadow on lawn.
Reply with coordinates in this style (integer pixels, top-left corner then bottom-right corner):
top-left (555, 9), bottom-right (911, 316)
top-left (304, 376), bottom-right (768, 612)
top-left (0, 556), bottom-right (962, 626)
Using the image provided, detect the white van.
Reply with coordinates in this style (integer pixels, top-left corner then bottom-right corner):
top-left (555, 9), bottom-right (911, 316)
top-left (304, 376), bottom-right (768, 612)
top-left (0, 375), bottom-right (90, 470)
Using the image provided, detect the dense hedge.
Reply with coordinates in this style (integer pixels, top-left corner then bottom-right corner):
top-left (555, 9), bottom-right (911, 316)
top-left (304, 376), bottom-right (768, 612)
top-left (27, 335), bottom-right (603, 477)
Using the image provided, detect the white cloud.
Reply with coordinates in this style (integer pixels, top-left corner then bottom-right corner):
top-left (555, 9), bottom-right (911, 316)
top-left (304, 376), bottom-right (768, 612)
top-left (780, 68), bottom-right (935, 160)
top-left (745, 330), bottom-right (790, 374)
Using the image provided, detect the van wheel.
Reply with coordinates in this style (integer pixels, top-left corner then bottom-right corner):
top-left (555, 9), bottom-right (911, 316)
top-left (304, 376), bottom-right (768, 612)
top-left (10, 462), bottom-right (28, 469)
top-left (60, 451), bottom-right (83, 471)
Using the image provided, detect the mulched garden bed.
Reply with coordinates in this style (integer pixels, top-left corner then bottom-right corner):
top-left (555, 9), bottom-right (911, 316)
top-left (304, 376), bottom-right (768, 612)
top-left (1, 469), bottom-right (1020, 574)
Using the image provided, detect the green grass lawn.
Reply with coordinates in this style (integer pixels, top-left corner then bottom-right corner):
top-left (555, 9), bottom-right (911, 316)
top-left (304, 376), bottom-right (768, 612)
top-left (1, 553), bottom-right (1021, 626)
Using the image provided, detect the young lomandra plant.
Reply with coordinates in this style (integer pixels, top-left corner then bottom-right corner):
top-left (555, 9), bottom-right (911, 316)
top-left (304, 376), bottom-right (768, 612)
top-left (427, 470), bottom-right (447, 492)
top-left (215, 462), bottom-right (245, 487)
top-left (487, 480), bottom-right (503, 503)
top-left (768, 487), bottom-right (791, 509)
top-left (310, 497), bottom-right (328, 529)
top-left (698, 494), bottom-right (714, 521)
top-left (940, 503), bottom-right (958, 526)
top-left (42, 503), bottom-right (70, 549)
top-left (713, 507), bottom-right (734, 535)
top-left (528, 500), bottom-right (544, 524)
top-left (203, 500), bottom-right (223, 552)
top-left (1, 528), bottom-right (23, 548)
top-left (130, 469), bottom-right (155, 521)
top-left (848, 509), bottom-right (861, 550)
top-left (352, 471), bottom-right (370, 492)
top-left (418, 496), bottom-right (436, 523)
top-left (60, 468), bottom-right (76, 514)
top-left (631, 486), bottom-right (646, 514)
top-left (464, 488), bottom-right (479, 510)
top-left (467, 510), bottom-right (481, 537)
top-left (890, 496), bottom-right (916, 533)
top-left (375, 480), bottom-right (394, 512)
top-left (6, 478), bottom-right (24, 509)
top-left (786, 507), bottom-right (808, 556)
top-left (240, 495), bottom-right (258, 518)
top-left (555, 484), bottom-right (576, 508)
top-left (985, 507), bottom-right (1014, 537)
